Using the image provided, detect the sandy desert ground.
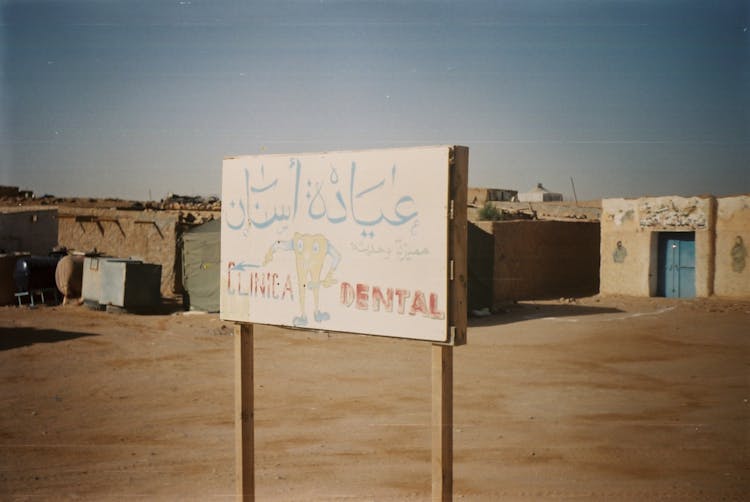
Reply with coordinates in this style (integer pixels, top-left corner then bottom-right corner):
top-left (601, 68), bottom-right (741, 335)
top-left (0, 296), bottom-right (748, 501)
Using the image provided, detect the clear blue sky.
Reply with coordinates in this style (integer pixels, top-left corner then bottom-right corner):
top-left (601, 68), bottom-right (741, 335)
top-left (1, 0), bottom-right (747, 201)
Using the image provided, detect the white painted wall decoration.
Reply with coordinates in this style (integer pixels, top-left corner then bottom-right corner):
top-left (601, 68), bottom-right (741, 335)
top-left (221, 146), bottom-right (455, 342)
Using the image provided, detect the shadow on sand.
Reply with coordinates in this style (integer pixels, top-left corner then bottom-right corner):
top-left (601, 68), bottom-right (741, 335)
top-left (469, 302), bottom-right (623, 328)
top-left (0, 327), bottom-right (98, 351)
top-left (83, 296), bottom-right (187, 316)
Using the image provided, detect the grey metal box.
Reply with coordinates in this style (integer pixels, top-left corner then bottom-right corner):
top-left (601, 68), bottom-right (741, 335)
top-left (83, 257), bottom-right (142, 304)
top-left (99, 260), bottom-right (161, 308)
top-left (82, 257), bottom-right (109, 304)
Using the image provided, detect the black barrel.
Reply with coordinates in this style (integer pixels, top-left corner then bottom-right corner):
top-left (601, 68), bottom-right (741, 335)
top-left (13, 256), bottom-right (60, 293)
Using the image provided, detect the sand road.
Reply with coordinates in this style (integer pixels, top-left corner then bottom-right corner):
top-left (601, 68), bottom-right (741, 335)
top-left (0, 296), bottom-right (747, 500)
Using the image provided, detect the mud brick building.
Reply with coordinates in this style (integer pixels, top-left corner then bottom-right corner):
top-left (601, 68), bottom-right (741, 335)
top-left (600, 194), bottom-right (750, 298)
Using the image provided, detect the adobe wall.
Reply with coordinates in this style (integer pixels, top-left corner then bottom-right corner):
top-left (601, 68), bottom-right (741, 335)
top-left (57, 208), bottom-right (180, 297)
top-left (714, 195), bottom-right (750, 297)
top-left (0, 207), bottom-right (58, 255)
top-left (600, 196), bottom-right (714, 297)
top-left (467, 222), bottom-right (494, 310)
top-left (491, 220), bottom-right (600, 304)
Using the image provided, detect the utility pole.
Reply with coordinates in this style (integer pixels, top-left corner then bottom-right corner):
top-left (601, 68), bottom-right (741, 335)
top-left (570, 177), bottom-right (579, 206)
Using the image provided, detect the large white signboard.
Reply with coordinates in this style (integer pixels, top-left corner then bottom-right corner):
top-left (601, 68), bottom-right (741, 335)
top-left (221, 146), bottom-right (457, 342)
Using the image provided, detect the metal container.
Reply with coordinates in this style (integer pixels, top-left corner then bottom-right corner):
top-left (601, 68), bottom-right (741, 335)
top-left (0, 253), bottom-right (29, 305)
top-left (82, 257), bottom-right (141, 308)
top-left (99, 260), bottom-right (162, 309)
top-left (55, 255), bottom-right (85, 300)
top-left (13, 256), bottom-right (60, 293)
top-left (82, 257), bottom-right (114, 307)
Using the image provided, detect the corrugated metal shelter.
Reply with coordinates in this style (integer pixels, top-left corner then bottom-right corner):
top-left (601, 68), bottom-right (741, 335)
top-left (181, 219), bottom-right (220, 312)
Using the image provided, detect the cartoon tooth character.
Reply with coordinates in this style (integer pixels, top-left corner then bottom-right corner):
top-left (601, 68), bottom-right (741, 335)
top-left (264, 233), bottom-right (341, 327)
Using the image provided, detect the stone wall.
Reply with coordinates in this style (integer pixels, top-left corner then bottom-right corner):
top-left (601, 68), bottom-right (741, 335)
top-left (714, 195), bottom-right (750, 297)
top-left (0, 207), bottom-right (58, 255)
top-left (57, 208), bottom-right (180, 297)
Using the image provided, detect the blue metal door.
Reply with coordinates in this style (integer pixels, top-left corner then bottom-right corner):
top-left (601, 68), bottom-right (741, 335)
top-left (658, 233), bottom-right (696, 298)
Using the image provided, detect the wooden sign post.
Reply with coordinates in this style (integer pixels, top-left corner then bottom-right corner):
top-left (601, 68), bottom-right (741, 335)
top-left (234, 324), bottom-right (254, 501)
top-left (223, 146), bottom-right (468, 501)
top-left (432, 344), bottom-right (453, 500)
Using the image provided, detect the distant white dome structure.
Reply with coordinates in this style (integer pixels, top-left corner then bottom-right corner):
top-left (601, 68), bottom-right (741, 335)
top-left (518, 183), bottom-right (563, 202)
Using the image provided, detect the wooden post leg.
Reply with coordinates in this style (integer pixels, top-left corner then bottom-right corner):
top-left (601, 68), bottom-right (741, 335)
top-left (235, 324), bottom-right (254, 501)
top-left (432, 344), bottom-right (453, 501)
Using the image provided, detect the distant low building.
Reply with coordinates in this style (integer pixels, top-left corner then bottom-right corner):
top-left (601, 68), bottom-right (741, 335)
top-left (0, 186), bottom-right (33, 199)
top-left (0, 206), bottom-right (58, 255)
top-left (518, 183), bottom-right (563, 202)
top-left (468, 187), bottom-right (518, 206)
top-left (0, 186), bottom-right (20, 198)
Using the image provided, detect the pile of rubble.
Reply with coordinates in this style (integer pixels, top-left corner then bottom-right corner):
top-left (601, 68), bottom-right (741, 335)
top-left (159, 194), bottom-right (220, 211)
top-left (1, 190), bottom-right (222, 213)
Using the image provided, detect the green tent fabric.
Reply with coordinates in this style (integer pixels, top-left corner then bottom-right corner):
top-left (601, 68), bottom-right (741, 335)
top-left (181, 219), bottom-right (220, 312)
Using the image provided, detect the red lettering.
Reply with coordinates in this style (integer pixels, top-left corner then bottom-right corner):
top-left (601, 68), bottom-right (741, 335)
top-left (395, 289), bottom-right (410, 314)
top-left (372, 287), bottom-right (393, 312)
top-left (356, 283), bottom-right (369, 310)
top-left (429, 293), bottom-right (445, 320)
top-left (228, 267), bottom-right (294, 301)
top-left (339, 282), bottom-right (444, 320)
top-left (227, 262), bottom-right (235, 293)
top-left (409, 290), bottom-right (429, 316)
top-left (258, 272), bottom-right (266, 297)
top-left (340, 282), bottom-right (354, 307)
top-left (283, 274), bottom-right (294, 301)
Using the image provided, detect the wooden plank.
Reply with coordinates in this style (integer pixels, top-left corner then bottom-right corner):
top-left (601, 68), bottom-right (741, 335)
top-left (449, 146), bottom-right (469, 345)
top-left (432, 344), bottom-right (453, 501)
top-left (235, 323), bottom-right (254, 501)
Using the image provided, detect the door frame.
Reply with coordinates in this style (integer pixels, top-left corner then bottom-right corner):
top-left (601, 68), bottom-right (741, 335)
top-left (654, 231), bottom-right (696, 298)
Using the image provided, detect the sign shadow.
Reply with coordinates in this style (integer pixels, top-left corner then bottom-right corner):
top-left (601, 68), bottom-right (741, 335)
top-left (469, 302), bottom-right (623, 328)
